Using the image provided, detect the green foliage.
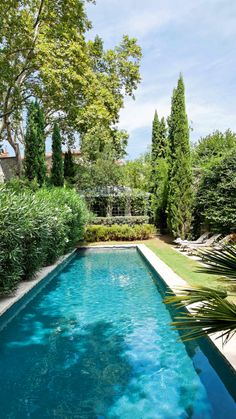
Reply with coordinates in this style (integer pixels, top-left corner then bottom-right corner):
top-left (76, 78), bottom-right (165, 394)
top-left (64, 150), bottom-right (76, 183)
top-left (150, 111), bottom-right (169, 232)
top-left (24, 102), bottom-right (46, 185)
top-left (51, 123), bottom-right (64, 187)
top-left (80, 125), bottom-right (129, 162)
top-left (151, 112), bottom-right (168, 164)
top-left (91, 216), bottom-right (149, 226)
top-left (192, 130), bottom-right (236, 169)
top-left (151, 111), bottom-right (160, 163)
top-left (151, 158), bottom-right (169, 232)
top-left (194, 151), bottom-right (236, 232)
top-left (165, 245), bottom-right (236, 343)
top-left (199, 245), bottom-right (236, 278)
top-left (167, 75), bottom-right (193, 238)
top-left (0, 186), bottom-right (89, 295)
top-left (77, 159), bottom-right (122, 189)
top-left (35, 102), bottom-right (47, 185)
top-left (85, 224), bottom-right (156, 242)
top-left (121, 153), bottom-right (152, 192)
top-left (0, 1), bottom-right (141, 166)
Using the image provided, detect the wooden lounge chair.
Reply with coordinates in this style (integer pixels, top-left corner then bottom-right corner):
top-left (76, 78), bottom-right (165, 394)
top-left (212, 234), bottom-right (232, 249)
top-left (182, 233), bottom-right (222, 253)
top-left (175, 232), bottom-right (210, 247)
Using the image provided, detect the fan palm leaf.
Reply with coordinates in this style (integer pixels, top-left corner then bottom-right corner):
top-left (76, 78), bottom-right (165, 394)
top-left (198, 244), bottom-right (236, 280)
top-left (164, 244), bottom-right (236, 343)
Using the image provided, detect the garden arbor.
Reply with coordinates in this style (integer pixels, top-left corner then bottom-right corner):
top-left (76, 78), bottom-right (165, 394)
top-left (80, 186), bottom-right (151, 218)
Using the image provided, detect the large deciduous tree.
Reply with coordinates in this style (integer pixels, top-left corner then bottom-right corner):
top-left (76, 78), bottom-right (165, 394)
top-left (0, 1), bottom-right (141, 171)
top-left (167, 75), bottom-right (192, 238)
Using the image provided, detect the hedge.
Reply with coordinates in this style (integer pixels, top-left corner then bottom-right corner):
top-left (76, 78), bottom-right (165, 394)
top-left (0, 187), bottom-right (89, 295)
top-left (85, 224), bottom-right (156, 242)
top-left (90, 216), bottom-right (149, 226)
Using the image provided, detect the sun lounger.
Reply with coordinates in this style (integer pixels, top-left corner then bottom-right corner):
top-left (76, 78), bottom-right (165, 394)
top-left (212, 234), bottom-right (232, 249)
top-left (182, 233), bottom-right (222, 252)
top-left (175, 232), bottom-right (210, 246)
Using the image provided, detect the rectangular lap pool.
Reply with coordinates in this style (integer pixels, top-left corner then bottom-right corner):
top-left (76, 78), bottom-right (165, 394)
top-left (0, 248), bottom-right (235, 418)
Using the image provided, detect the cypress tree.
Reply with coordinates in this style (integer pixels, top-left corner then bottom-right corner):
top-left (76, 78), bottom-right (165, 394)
top-left (151, 115), bottom-right (169, 232)
top-left (158, 117), bottom-right (169, 158)
top-left (24, 102), bottom-right (38, 181)
top-left (51, 123), bottom-right (64, 186)
top-left (151, 110), bottom-right (160, 163)
top-left (34, 102), bottom-right (46, 186)
top-left (24, 101), bottom-right (46, 185)
top-left (64, 149), bottom-right (76, 182)
top-left (167, 75), bottom-right (192, 238)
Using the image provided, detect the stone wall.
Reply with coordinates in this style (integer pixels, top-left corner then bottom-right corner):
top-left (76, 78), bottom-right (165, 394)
top-left (0, 157), bottom-right (18, 182)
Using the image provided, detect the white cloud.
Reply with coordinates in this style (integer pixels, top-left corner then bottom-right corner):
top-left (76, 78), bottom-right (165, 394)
top-left (86, 0), bottom-right (236, 157)
top-left (119, 98), bottom-right (170, 132)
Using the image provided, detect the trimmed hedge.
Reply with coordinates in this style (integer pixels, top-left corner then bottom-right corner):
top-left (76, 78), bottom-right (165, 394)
top-left (0, 187), bottom-right (89, 295)
top-left (91, 215), bottom-right (149, 226)
top-left (85, 224), bottom-right (156, 242)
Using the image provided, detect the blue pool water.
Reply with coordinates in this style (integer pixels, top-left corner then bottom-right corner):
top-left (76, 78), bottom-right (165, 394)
top-left (0, 248), bottom-right (235, 418)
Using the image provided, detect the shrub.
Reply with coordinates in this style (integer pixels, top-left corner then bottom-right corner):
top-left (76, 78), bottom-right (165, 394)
top-left (194, 151), bottom-right (236, 233)
top-left (0, 186), bottom-right (89, 295)
top-left (85, 224), bottom-right (156, 242)
top-left (91, 216), bottom-right (149, 226)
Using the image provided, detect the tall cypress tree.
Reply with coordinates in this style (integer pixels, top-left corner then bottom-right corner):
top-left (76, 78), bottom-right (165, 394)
top-left (167, 75), bottom-right (192, 238)
top-left (158, 117), bottom-right (169, 158)
top-left (64, 149), bottom-right (76, 182)
top-left (24, 102), bottom-right (38, 181)
top-left (151, 110), bottom-right (160, 163)
top-left (51, 123), bottom-right (64, 186)
top-left (34, 101), bottom-right (46, 186)
top-left (24, 101), bottom-right (46, 185)
top-left (151, 115), bottom-right (169, 232)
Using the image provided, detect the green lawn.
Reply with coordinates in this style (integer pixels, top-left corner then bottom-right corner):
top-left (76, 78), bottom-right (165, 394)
top-left (85, 236), bottom-right (222, 288)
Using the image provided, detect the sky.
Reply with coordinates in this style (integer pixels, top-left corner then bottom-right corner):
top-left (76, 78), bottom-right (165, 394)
top-left (86, 0), bottom-right (236, 158)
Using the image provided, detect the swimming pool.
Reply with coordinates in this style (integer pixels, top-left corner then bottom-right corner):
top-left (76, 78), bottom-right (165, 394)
top-left (0, 248), bottom-right (235, 418)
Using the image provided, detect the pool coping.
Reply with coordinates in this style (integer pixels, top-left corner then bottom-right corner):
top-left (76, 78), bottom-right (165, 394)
top-left (0, 243), bottom-right (235, 373)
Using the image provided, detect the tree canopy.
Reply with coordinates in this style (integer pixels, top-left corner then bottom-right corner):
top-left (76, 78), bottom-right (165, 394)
top-left (0, 1), bottom-right (141, 167)
top-left (194, 151), bottom-right (236, 232)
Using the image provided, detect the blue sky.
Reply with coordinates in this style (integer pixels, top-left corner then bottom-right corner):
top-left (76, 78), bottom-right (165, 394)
top-left (86, 0), bottom-right (236, 159)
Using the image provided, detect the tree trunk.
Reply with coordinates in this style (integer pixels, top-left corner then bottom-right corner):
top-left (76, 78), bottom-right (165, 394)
top-left (5, 117), bottom-right (22, 176)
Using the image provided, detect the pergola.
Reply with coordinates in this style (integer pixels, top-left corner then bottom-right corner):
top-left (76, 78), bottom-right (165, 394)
top-left (79, 186), bottom-right (151, 217)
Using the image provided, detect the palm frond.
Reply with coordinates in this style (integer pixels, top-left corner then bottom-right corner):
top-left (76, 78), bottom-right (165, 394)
top-left (164, 286), bottom-right (228, 308)
top-left (169, 295), bottom-right (236, 344)
top-left (198, 244), bottom-right (236, 280)
top-left (164, 244), bottom-right (236, 343)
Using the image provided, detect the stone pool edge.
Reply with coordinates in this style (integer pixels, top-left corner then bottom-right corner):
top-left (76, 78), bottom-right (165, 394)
top-left (0, 250), bottom-right (76, 317)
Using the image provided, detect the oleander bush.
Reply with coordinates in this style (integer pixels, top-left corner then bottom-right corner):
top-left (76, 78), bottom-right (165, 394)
top-left (85, 224), bottom-right (156, 242)
top-left (91, 215), bottom-right (149, 226)
top-left (0, 187), bottom-right (89, 295)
